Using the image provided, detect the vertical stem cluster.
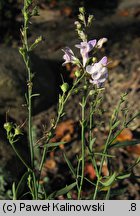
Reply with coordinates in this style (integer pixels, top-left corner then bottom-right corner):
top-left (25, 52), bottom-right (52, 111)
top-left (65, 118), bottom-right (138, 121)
top-left (22, 0), bottom-right (34, 169)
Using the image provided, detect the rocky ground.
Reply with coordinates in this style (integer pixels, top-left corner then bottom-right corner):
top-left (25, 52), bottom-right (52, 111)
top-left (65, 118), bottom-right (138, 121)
top-left (0, 0), bottom-right (140, 199)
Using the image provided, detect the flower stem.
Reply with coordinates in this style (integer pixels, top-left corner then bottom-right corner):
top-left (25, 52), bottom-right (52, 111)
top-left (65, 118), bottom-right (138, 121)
top-left (39, 73), bottom-right (86, 175)
top-left (93, 128), bottom-right (112, 200)
top-left (22, 0), bottom-right (34, 169)
top-left (78, 97), bottom-right (85, 199)
top-left (10, 141), bottom-right (30, 170)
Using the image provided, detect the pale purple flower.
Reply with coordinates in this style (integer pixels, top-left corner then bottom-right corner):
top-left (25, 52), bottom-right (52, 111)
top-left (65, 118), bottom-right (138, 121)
top-left (75, 40), bottom-right (96, 67)
top-left (86, 56), bottom-right (108, 87)
top-left (96, 38), bottom-right (108, 49)
top-left (62, 47), bottom-right (77, 66)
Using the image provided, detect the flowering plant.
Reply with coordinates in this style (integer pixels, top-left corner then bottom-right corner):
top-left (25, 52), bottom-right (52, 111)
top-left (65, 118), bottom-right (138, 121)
top-left (3, 2), bottom-right (140, 200)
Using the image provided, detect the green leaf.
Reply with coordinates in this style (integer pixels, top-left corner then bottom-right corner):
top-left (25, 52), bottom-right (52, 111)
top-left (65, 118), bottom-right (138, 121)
top-left (89, 138), bottom-right (96, 152)
top-left (66, 191), bottom-right (72, 199)
top-left (12, 182), bottom-right (16, 200)
top-left (108, 129), bottom-right (124, 146)
top-left (63, 152), bottom-right (76, 177)
top-left (84, 177), bottom-right (96, 186)
top-left (126, 111), bottom-right (140, 126)
top-left (117, 173), bottom-right (131, 180)
top-left (109, 140), bottom-right (140, 148)
top-left (15, 171), bottom-right (30, 199)
top-left (111, 120), bottom-right (120, 130)
top-left (31, 93), bottom-right (40, 98)
top-left (42, 141), bottom-right (67, 148)
top-left (100, 172), bottom-right (116, 187)
top-left (94, 152), bottom-right (115, 158)
top-left (48, 182), bottom-right (77, 199)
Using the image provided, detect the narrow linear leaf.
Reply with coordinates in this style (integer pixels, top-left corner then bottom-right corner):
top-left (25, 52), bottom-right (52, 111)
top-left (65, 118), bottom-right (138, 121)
top-left (48, 182), bottom-right (77, 199)
top-left (126, 111), bottom-right (140, 126)
top-left (109, 140), bottom-right (140, 148)
top-left (63, 152), bottom-right (76, 177)
top-left (117, 173), bottom-right (131, 180)
top-left (89, 138), bottom-right (96, 152)
top-left (111, 120), bottom-right (120, 130)
top-left (42, 141), bottom-right (67, 148)
top-left (16, 171), bottom-right (30, 199)
top-left (100, 172), bottom-right (116, 187)
top-left (12, 182), bottom-right (16, 200)
top-left (94, 152), bottom-right (115, 158)
top-left (31, 94), bottom-right (40, 98)
top-left (84, 177), bottom-right (96, 186)
top-left (67, 191), bottom-right (72, 199)
top-left (108, 128), bottom-right (124, 146)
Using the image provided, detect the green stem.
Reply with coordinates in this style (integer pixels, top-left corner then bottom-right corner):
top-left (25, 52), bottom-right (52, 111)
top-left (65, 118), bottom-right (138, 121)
top-left (28, 72), bottom-right (34, 168)
top-left (32, 171), bottom-right (38, 199)
top-left (93, 128), bottom-right (112, 200)
top-left (89, 105), bottom-right (99, 178)
top-left (39, 72), bottom-right (86, 175)
top-left (23, 1), bottom-right (34, 169)
top-left (78, 97), bottom-right (85, 199)
top-left (10, 141), bottom-right (30, 170)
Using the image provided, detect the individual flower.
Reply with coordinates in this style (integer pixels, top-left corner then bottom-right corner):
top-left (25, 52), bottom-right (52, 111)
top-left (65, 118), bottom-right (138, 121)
top-left (62, 47), bottom-right (77, 66)
top-left (75, 40), bottom-right (96, 67)
top-left (96, 38), bottom-right (108, 49)
top-left (86, 56), bottom-right (108, 87)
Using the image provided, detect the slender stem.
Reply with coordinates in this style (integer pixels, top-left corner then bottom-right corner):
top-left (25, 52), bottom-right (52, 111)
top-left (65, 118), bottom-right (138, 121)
top-left (10, 141), bottom-right (30, 170)
top-left (23, 0), bottom-right (34, 169)
top-left (28, 72), bottom-right (34, 168)
top-left (32, 171), bottom-right (38, 199)
top-left (105, 187), bottom-right (111, 200)
top-left (93, 128), bottom-right (112, 200)
top-left (89, 104), bottom-right (99, 178)
top-left (39, 72), bottom-right (86, 175)
top-left (78, 97), bottom-right (85, 199)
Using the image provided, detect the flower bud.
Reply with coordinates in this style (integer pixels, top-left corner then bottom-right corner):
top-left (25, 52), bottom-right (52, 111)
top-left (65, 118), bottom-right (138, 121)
top-left (14, 127), bottom-right (22, 136)
top-left (61, 83), bottom-right (69, 93)
top-left (35, 36), bottom-right (42, 44)
top-left (89, 90), bottom-right (95, 96)
top-left (75, 70), bottom-right (81, 78)
top-left (78, 14), bottom-right (84, 22)
top-left (4, 122), bottom-right (13, 133)
top-left (92, 57), bottom-right (97, 63)
top-left (83, 85), bottom-right (88, 90)
top-left (75, 21), bottom-right (81, 29)
top-left (88, 15), bottom-right (94, 26)
top-left (79, 7), bottom-right (85, 14)
top-left (74, 88), bottom-right (79, 94)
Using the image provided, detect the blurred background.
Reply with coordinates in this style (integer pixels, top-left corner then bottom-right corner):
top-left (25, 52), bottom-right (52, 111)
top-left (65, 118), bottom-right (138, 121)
top-left (0, 0), bottom-right (140, 199)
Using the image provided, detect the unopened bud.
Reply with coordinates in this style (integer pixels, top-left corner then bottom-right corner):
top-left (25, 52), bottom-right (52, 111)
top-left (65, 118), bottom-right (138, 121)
top-left (83, 85), bottom-right (87, 90)
top-left (89, 90), bottom-right (95, 96)
top-left (92, 57), bottom-right (97, 63)
top-left (14, 127), bottom-right (22, 136)
top-left (88, 15), bottom-right (94, 25)
top-left (79, 7), bottom-right (85, 14)
top-left (74, 88), bottom-right (79, 94)
top-left (61, 83), bottom-right (69, 93)
top-left (78, 14), bottom-right (84, 22)
top-left (75, 70), bottom-right (81, 78)
top-left (4, 122), bottom-right (13, 133)
top-left (75, 21), bottom-right (82, 29)
top-left (35, 36), bottom-right (42, 44)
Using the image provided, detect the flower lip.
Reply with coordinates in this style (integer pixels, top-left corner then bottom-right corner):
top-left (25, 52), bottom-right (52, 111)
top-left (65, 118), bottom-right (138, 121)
top-left (62, 47), bottom-right (76, 66)
top-left (100, 56), bottom-right (108, 66)
top-left (86, 56), bottom-right (108, 87)
top-left (75, 39), bottom-right (97, 67)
